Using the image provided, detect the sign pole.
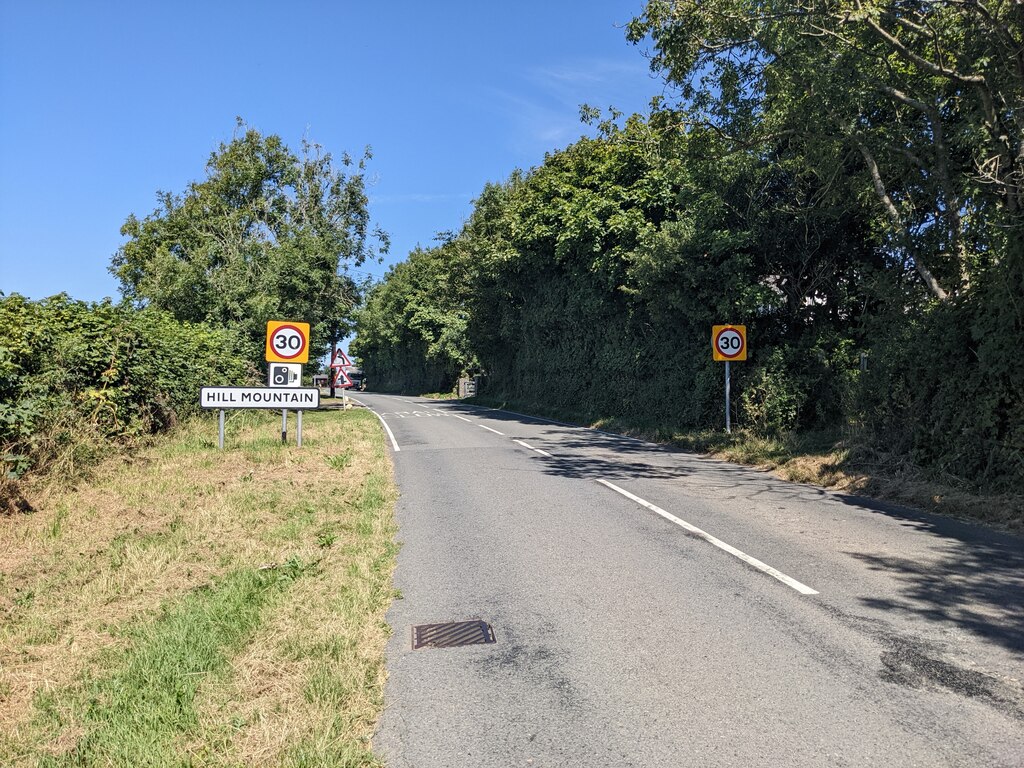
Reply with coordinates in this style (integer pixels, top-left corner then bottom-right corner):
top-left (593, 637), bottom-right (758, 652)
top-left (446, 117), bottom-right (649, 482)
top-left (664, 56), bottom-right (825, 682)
top-left (297, 410), bottom-right (303, 447)
top-left (281, 409), bottom-right (287, 444)
top-left (713, 325), bottom-right (746, 434)
top-left (725, 360), bottom-right (731, 434)
top-left (218, 409), bottom-right (225, 450)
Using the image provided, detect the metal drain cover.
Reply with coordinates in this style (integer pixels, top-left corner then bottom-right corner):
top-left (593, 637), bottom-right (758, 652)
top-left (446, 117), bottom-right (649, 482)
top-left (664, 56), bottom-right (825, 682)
top-left (412, 620), bottom-right (496, 650)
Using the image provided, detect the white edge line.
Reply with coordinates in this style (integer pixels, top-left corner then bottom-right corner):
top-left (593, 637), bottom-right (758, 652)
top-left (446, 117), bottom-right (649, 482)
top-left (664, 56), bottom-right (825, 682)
top-left (374, 411), bottom-right (401, 451)
top-left (454, 414), bottom-right (473, 422)
top-left (596, 479), bottom-right (818, 595)
top-left (478, 424), bottom-right (505, 435)
top-left (514, 439), bottom-right (554, 458)
top-left (350, 400), bottom-right (400, 452)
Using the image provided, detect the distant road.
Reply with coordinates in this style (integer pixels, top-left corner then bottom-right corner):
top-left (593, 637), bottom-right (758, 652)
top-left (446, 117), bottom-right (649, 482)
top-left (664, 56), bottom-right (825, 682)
top-left (355, 392), bottom-right (1024, 768)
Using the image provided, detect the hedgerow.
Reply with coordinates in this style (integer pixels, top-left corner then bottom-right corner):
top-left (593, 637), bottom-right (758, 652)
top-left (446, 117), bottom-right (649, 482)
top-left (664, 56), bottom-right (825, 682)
top-left (1, 293), bottom-right (251, 481)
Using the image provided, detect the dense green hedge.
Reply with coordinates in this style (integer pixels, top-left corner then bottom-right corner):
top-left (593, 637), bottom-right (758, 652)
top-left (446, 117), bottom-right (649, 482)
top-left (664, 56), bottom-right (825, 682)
top-left (857, 265), bottom-right (1024, 493)
top-left (1, 293), bottom-right (251, 478)
top-left (357, 119), bottom-right (875, 432)
top-left (352, 0), bottom-right (1024, 494)
top-left (352, 246), bottom-right (477, 394)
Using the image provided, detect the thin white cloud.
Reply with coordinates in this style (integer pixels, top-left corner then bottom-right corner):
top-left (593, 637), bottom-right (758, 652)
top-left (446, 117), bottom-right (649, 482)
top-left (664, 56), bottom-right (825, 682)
top-left (530, 58), bottom-right (655, 109)
top-left (485, 87), bottom-right (579, 149)
top-left (479, 56), bottom-right (658, 157)
top-left (532, 59), bottom-right (651, 88)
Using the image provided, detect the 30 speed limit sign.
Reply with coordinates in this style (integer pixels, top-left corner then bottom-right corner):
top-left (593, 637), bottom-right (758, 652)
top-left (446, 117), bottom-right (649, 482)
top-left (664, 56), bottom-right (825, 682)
top-left (266, 320), bottom-right (310, 363)
top-left (712, 325), bottom-right (747, 361)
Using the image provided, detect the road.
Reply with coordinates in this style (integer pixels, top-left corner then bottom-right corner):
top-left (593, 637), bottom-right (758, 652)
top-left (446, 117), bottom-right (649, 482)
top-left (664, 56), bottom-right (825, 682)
top-left (354, 392), bottom-right (1024, 767)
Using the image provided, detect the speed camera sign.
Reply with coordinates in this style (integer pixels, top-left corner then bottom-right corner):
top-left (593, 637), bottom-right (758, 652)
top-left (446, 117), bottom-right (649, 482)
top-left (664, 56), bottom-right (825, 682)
top-left (712, 325), bottom-right (747, 361)
top-left (266, 321), bottom-right (310, 363)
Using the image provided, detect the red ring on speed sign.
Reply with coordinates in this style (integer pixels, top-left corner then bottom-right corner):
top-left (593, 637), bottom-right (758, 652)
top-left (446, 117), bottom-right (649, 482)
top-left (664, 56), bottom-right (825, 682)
top-left (269, 324), bottom-right (307, 360)
top-left (714, 327), bottom-right (745, 360)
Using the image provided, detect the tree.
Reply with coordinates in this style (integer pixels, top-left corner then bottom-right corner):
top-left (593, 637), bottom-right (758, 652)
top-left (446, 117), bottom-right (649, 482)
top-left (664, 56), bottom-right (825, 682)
top-left (352, 243), bottom-right (477, 393)
top-left (628, 0), bottom-right (1024, 302)
top-left (629, 1), bottom-right (1024, 485)
top-left (111, 121), bottom-right (387, 364)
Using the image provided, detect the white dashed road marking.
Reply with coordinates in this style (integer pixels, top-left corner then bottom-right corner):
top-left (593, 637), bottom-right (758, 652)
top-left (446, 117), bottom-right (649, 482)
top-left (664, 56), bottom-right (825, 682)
top-left (597, 480), bottom-right (818, 595)
top-left (514, 439), bottom-right (554, 458)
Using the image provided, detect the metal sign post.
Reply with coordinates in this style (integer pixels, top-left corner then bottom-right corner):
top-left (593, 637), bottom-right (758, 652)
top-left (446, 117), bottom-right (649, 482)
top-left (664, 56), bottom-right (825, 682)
top-left (297, 409), bottom-right (303, 447)
top-left (203, 319), bottom-right (318, 449)
top-left (333, 366), bottom-right (354, 409)
top-left (330, 348), bottom-right (355, 401)
top-left (713, 325), bottom-right (747, 434)
top-left (725, 360), bottom-right (731, 434)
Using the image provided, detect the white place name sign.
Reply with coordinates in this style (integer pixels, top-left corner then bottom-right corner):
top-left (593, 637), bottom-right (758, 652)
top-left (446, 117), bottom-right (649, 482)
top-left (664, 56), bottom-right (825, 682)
top-left (200, 386), bottom-right (320, 409)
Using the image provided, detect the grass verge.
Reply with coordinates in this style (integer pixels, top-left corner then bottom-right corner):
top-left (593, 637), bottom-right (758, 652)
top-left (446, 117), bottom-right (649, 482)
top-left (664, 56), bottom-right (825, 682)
top-left (0, 408), bottom-right (398, 766)
top-left (469, 394), bottom-right (1024, 534)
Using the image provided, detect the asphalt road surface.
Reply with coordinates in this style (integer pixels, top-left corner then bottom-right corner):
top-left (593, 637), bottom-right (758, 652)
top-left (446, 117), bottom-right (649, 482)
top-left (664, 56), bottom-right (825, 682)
top-left (353, 392), bottom-right (1024, 768)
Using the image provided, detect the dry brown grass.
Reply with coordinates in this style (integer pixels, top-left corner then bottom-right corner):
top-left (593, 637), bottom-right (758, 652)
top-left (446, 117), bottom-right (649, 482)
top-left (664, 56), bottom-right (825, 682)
top-left (708, 441), bottom-right (1024, 534)
top-left (188, 421), bottom-right (396, 766)
top-left (0, 408), bottom-right (397, 765)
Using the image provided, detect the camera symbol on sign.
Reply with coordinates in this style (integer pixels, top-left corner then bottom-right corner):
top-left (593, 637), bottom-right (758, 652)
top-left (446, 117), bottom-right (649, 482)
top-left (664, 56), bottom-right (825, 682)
top-left (270, 364), bottom-right (300, 387)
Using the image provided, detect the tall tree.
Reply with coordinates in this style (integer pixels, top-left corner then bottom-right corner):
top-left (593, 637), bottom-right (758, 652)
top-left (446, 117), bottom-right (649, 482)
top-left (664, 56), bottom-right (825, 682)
top-left (628, 0), bottom-right (1024, 302)
top-left (352, 242), bottom-right (476, 393)
top-left (111, 122), bottom-right (387, 363)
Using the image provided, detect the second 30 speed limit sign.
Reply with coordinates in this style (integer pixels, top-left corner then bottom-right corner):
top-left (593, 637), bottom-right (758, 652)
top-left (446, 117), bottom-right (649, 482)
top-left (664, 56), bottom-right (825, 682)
top-left (712, 325), bottom-right (747, 361)
top-left (266, 320), bottom-right (311, 363)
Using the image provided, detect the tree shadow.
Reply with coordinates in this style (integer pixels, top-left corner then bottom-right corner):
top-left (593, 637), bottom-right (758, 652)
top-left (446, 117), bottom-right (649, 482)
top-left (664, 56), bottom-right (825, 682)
top-left (835, 494), bottom-right (1024, 656)
top-left (453, 401), bottom-right (1024, 656)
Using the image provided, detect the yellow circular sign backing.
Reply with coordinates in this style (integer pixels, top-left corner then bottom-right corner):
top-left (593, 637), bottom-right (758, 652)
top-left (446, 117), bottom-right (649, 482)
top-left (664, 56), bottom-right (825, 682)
top-left (266, 320), bottom-right (310, 363)
top-left (712, 325), bottom-right (747, 361)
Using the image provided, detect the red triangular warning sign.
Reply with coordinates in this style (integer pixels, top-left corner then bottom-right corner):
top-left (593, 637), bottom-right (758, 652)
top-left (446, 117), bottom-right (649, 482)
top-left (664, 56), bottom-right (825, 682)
top-left (330, 348), bottom-right (352, 368)
top-left (333, 367), bottom-right (354, 389)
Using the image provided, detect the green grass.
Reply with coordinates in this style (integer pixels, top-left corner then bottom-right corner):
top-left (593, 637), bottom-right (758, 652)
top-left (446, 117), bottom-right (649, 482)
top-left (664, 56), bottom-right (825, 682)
top-left (1, 408), bottom-right (399, 766)
top-left (418, 391), bottom-right (459, 400)
top-left (35, 567), bottom-right (285, 767)
top-left (326, 450), bottom-right (353, 471)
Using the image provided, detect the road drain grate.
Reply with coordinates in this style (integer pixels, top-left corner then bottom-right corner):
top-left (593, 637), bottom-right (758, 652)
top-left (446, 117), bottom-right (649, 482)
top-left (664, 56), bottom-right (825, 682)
top-left (412, 620), bottom-right (496, 650)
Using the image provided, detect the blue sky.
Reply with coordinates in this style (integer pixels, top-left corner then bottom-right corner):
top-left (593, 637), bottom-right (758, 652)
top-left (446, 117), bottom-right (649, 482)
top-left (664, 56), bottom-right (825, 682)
top-left (0, 1), bottom-right (662, 305)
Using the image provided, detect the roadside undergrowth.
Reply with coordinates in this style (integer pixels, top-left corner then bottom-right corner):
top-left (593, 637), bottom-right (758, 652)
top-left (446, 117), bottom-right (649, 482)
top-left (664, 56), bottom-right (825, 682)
top-left (469, 395), bottom-right (1024, 534)
top-left (0, 408), bottom-right (398, 766)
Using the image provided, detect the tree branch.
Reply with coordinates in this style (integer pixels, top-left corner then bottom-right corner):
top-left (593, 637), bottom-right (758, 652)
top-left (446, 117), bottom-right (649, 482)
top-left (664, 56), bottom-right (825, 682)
top-left (855, 139), bottom-right (949, 301)
top-left (855, 1), bottom-right (985, 85)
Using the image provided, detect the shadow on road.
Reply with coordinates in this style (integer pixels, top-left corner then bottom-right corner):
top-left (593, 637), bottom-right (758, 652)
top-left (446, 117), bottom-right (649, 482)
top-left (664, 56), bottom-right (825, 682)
top-left (440, 399), bottom-right (1024, 657)
top-left (836, 495), bottom-right (1024, 656)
